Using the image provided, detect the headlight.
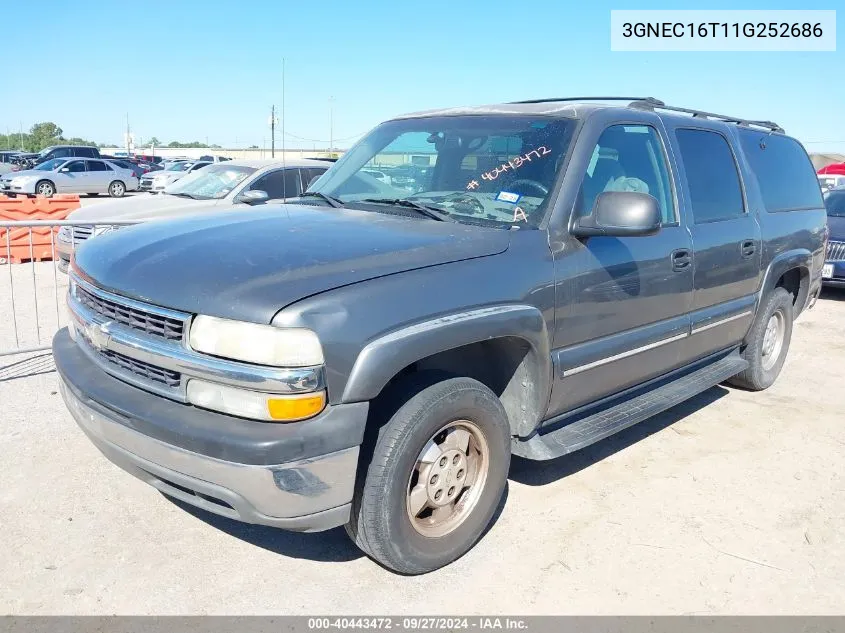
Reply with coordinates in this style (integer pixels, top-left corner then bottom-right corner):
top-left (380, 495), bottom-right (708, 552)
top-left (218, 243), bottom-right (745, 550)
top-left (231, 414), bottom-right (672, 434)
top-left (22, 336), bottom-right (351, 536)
top-left (189, 315), bottom-right (323, 367)
top-left (187, 378), bottom-right (325, 421)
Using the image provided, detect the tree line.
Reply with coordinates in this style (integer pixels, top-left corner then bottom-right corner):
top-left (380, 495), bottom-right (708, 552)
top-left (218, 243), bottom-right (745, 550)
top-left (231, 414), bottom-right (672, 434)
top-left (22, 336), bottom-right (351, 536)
top-left (0, 123), bottom-right (221, 152)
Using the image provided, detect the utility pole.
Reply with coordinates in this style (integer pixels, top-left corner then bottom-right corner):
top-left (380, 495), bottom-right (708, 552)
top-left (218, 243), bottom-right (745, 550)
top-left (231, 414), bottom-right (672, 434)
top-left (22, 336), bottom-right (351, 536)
top-left (329, 96), bottom-right (335, 156)
top-left (281, 58), bottom-right (285, 163)
top-left (270, 105), bottom-right (275, 158)
top-left (125, 113), bottom-right (131, 157)
top-left (19, 121), bottom-right (23, 151)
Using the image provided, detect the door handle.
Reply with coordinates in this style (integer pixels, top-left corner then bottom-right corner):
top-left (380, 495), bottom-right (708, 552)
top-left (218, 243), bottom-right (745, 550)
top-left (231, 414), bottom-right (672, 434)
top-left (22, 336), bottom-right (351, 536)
top-left (740, 239), bottom-right (756, 258)
top-left (671, 249), bottom-right (692, 272)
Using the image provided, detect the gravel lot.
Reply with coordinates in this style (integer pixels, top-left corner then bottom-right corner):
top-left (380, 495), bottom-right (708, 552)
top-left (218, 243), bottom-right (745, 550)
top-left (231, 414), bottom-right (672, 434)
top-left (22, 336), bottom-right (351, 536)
top-left (1, 204), bottom-right (844, 614)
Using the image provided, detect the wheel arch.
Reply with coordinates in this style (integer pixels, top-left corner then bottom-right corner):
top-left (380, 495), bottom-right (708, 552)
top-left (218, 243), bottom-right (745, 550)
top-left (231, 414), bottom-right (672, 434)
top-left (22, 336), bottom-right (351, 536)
top-left (757, 249), bottom-right (812, 320)
top-left (341, 304), bottom-right (552, 437)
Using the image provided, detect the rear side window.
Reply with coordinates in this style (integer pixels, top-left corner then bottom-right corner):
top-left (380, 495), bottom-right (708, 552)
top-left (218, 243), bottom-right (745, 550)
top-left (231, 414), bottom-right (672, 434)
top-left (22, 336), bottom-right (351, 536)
top-left (675, 129), bottom-right (745, 224)
top-left (87, 160), bottom-right (108, 171)
top-left (738, 131), bottom-right (823, 212)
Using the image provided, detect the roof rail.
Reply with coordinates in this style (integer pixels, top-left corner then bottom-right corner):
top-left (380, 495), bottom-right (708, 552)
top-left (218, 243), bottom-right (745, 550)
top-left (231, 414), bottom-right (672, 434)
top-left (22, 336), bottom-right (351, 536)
top-left (629, 99), bottom-right (784, 133)
top-left (510, 96), bottom-right (658, 105)
top-left (511, 96), bottom-right (784, 133)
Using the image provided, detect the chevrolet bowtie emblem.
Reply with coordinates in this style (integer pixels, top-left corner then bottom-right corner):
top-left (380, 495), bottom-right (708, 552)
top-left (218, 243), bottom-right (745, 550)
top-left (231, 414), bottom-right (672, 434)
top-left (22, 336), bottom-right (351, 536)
top-left (86, 321), bottom-right (112, 350)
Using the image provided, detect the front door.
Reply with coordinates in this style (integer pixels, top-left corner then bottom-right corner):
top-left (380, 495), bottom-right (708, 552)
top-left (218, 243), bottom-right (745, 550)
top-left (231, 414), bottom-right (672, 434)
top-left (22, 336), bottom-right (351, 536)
top-left (58, 160), bottom-right (88, 192)
top-left (548, 122), bottom-right (694, 417)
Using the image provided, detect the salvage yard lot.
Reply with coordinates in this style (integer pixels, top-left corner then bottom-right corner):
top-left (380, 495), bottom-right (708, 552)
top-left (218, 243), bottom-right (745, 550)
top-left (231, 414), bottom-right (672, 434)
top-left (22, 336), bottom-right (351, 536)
top-left (1, 279), bottom-right (844, 613)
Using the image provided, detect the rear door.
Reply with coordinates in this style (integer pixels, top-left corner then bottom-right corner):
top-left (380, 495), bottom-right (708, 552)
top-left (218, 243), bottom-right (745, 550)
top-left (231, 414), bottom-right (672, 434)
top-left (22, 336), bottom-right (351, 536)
top-left (669, 126), bottom-right (761, 362)
top-left (85, 160), bottom-right (111, 192)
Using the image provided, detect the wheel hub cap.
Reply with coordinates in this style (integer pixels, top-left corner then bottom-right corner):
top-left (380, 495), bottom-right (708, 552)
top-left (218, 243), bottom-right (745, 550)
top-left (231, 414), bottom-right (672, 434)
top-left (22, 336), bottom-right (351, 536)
top-left (761, 311), bottom-right (785, 371)
top-left (406, 420), bottom-right (489, 538)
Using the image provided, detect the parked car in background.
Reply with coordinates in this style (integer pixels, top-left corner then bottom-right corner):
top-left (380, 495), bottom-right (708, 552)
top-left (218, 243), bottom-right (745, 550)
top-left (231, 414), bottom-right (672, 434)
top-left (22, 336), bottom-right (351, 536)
top-left (55, 158), bottom-right (332, 271)
top-left (0, 157), bottom-right (138, 197)
top-left (823, 186), bottom-right (845, 288)
top-left (819, 174), bottom-right (845, 192)
top-left (54, 97), bottom-right (826, 574)
top-left (198, 155), bottom-right (232, 163)
top-left (31, 145), bottom-right (101, 167)
top-left (0, 151), bottom-right (21, 175)
top-left (103, 158), bottom-right (149, 180)
top-left (139, 161), bottom-right (211, 192)
top-left (135, 155), bottom-right (164, 166)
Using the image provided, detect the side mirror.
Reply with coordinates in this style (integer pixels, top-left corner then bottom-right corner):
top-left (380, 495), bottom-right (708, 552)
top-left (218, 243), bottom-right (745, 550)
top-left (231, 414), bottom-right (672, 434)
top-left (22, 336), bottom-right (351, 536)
top-left (571, 191), bottom-right (661, 238)
top-left (239, 189), bottom-right (269, 205)
top-left (59, 167), bottom-right (70, 173)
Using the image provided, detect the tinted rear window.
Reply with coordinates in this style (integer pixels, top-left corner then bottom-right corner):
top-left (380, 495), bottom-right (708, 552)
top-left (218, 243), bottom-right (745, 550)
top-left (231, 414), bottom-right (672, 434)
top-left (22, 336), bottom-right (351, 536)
top-left (675, 128), bottom-right (745, 223)
top-left (825, 190), bottom-right (845, 217)
top-left (738, 130), bottom-right (823, 212)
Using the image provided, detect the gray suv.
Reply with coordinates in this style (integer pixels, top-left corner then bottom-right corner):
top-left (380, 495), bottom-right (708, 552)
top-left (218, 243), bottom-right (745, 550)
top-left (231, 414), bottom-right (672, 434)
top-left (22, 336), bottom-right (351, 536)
top-left (54, 97), bottom-right (827, 574)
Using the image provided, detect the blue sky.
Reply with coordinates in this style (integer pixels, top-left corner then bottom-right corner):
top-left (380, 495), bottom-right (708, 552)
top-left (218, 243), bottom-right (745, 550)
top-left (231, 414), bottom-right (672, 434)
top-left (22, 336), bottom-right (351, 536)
top-left (0, 0), bottom-right (842, 152)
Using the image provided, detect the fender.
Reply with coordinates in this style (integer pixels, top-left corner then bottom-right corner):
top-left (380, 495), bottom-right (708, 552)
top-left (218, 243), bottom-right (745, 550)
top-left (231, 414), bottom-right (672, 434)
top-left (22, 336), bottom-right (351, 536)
top-left (755, 248), bottom-right (812, 316)
top-left (341, 304), bottom-right (552, 437)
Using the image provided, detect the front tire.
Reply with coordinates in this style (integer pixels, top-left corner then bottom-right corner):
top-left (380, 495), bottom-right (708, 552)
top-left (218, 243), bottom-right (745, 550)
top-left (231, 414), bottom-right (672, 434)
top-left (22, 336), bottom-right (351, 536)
top-left (35, 180), bottom-right (55, 197)
top-left (346, 376), bottom-right (511, 575)
top-left (108, 180), bottom-right (126, 197)
top-left (728, 287), bottom-right (794, 391)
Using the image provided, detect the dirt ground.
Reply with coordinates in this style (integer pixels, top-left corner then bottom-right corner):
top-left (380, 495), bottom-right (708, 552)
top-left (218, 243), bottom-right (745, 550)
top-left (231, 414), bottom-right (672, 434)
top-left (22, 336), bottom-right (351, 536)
top-left (1, 208), bottom-right (844, 613)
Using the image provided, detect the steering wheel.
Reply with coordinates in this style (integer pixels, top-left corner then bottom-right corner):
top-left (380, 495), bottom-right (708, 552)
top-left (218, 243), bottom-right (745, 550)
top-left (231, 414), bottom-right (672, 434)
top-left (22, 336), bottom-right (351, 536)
top-left (508, 179), bottom-right (548, 197)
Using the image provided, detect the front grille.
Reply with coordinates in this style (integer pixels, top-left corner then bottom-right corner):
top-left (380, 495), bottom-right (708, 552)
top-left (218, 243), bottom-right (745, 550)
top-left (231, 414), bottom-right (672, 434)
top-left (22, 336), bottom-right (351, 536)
top-left (827, 241), bottom-right (845, 262)
top-left (98, 348), bottom-right (181, 388)
top-left (70, 226), bottom-right (94, 243)
top-left (75, 284), bottom-right (185, 342)
top-left (139, 179), bottom-right (153, 189)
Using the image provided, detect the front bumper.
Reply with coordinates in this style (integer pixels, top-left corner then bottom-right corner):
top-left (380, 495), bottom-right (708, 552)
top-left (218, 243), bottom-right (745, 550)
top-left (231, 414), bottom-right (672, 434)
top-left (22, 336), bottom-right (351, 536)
top-left (54, 328), bottom-right (368, 532)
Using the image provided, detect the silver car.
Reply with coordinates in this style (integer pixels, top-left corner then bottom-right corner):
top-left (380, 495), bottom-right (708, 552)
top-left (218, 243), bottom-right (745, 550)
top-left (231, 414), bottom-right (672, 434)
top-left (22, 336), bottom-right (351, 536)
top-left (0, 157), bottom-right (139, 197)
top-left (55, 158), bottom-right (343, 271)
top-left (139, 160), bottom-right (211, 193)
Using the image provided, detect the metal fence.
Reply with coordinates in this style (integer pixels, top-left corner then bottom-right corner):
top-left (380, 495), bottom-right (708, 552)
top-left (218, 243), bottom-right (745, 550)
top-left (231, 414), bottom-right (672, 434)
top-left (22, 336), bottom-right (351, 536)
top-left (0, 220), bottom-right (138, 357)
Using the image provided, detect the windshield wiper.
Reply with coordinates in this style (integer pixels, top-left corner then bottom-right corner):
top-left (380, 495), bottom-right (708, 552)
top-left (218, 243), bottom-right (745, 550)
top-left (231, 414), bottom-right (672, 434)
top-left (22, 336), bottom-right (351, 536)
top-left (300, 191), bottom-right (345, 208)
top-left (168, 192), bottom-right (200, 199)
top-left (361, 198), bottom-right (456, 222)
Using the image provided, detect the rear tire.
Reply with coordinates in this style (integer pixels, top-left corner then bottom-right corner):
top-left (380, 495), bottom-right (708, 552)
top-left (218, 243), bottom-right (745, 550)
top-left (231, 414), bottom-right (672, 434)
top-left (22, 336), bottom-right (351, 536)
top-left (35, 180), bottom-right (55, 197)
top-left (345, 376), bottom-right (511, 575)
top-left (108, 181), bottom-right (126, 197)
top-left (728, 287), bottom-right (793, 391)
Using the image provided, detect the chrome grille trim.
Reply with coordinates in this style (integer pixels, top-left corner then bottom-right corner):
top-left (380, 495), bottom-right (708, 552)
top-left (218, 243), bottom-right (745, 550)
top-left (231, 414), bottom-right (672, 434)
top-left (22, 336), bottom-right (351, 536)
top-left (66, 284), bottom-right (325, 399)
top-left (827, 240), bottom-right (845, 262)
top-left (72, 273), bottom-right (189, 342)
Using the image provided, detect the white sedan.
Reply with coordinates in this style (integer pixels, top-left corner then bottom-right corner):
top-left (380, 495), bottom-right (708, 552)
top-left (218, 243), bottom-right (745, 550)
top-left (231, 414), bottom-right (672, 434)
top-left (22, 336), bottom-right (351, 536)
top-left (139, 160), bottom-right (211, 193)
top-left (0, 157), bottom-right (139, 197)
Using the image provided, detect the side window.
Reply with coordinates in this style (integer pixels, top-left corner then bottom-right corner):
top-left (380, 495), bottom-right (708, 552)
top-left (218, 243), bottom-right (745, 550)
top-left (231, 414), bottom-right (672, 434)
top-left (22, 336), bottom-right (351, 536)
top-left (65, 161), bottom-right (86, 173)
top-left (738, 130), bottom-right (824, 212)
top-left (250, 169), bottom-right (302, 199)
top-left (87, 160), bottom-right (108, 172)
top-left (578, 125), bottom-right (675, 224)
top-left (676, 129), bottom-right (745, 223)
top-left (303, 167), bottom-right (328, 190)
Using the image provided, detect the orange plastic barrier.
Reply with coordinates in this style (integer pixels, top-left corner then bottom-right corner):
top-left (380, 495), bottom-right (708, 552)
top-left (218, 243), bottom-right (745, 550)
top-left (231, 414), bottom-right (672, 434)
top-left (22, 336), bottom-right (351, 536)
top-left (0, 194), bottom-right (81, 264)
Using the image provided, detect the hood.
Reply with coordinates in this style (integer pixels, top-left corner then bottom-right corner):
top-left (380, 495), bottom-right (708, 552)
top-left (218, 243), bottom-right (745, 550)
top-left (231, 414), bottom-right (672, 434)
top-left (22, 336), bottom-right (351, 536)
top-left (67, 193), bottom-right (222, 221)
top-left (3, 168), bottom-right (47, 180)
top-left (828, 215), bottom-right (845, 241)
top-left (74, 204), bottom-right (511, 323)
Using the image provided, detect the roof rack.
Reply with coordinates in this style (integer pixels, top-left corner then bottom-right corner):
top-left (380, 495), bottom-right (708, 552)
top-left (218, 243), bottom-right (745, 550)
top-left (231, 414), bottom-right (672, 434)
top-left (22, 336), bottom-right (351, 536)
top-left (510, 96), bottom-right (784, 133)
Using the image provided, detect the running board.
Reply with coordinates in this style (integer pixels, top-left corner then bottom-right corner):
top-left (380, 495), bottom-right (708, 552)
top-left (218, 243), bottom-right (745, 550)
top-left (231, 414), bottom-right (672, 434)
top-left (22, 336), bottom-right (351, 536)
top-left (513, 354), bottom-right (748, 461)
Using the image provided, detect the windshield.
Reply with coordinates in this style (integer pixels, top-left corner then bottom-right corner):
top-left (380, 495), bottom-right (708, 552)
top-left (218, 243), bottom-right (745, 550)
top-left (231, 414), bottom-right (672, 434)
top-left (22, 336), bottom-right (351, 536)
top-left (37, 146), bottom-right (56, 158)
top-left (825, 190), bottom-right (845, 217)
top-left (166, 162), bottom-right (190, 172)
top-left (166, 164), bottom-right (256, 199)
top-left (35, 158), bottom-right (66, 171)
top-left (308, 115), bottom-right (577, 227)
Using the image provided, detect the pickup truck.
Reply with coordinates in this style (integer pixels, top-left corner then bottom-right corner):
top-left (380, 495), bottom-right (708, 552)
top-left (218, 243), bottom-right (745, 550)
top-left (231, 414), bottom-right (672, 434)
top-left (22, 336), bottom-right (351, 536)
top-left (54, 97), bottom-right (827, 575)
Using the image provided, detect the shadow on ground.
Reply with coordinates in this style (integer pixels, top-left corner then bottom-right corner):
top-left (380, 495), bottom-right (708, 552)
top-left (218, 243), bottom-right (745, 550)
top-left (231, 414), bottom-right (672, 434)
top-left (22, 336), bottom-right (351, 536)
top-left (509, 385), bottom-right (729, 486)
top-left (820, 288), bottom-right (845, 302)
top-left (166, 483), bottom-right (511, 569)
top-left (0, 352), bottom-right (55, 382)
